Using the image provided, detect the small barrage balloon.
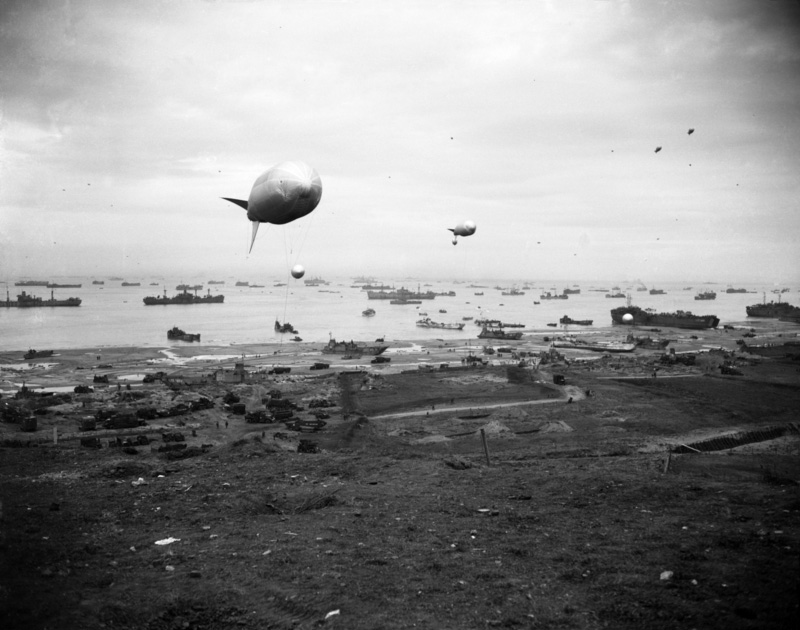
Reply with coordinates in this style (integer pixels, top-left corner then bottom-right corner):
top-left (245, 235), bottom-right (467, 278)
top-left (448, 219), bottom-right (477, 245)
top-left (688, 128), bottom-right (695, 135)
top-left (622, 313), bottom-right (634, 324)
top-left (654, 146), bottom-right (662, 153)
top-left (291, 264), bottom-right (305, 279)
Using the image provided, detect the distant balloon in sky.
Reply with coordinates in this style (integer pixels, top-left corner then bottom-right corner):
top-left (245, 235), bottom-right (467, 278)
top-left (448, 219), bottom-right (476, 245)
top-left (688, 128), bottom-right (695, 135)
top-left (622, 313), bottom-right (634, 324)
top-left (222, 161), bottom-right (323, 252)
top-left (654, 146), bottom-right (662, 153)
top-left (291, 264), bottom-right (305, 279)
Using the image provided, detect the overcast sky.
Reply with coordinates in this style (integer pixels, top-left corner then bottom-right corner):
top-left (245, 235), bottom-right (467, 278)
top-left (2, 0), bottom-right (799, 285)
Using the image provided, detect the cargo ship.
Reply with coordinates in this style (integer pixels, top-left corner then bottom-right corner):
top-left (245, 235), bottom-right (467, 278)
top-left (368, 286), bottom-right (437, 300)
top-left (304, 276), bottom-right (330, 286)
top-left (726, 287), bottom-right (748, 293)
top-left (611, 306), bottom-right (719, 329)
top-left (649, 288), bottom-right (666, 295)
top-left (321, 338), bottom-right (389, 356)
top-left (176, 284), bottom-right (203, 291)
top-left (745, 299), bottom-right (800, 319)
top-left (360, 284), bottom-right (394, 291)
top-left (694, 291), bottom-right (716, 300)
top-left (540, 292), bottom-right (568, 300)
top-left (477, 327), bottom-right (523, 340)
top-left (14, 280), bottom-right (49, 287)
top-left (47, 282), bottom-right (82, 288)
top-left (143, 289), bottom-right (224, 305)
top-left (121, 282), bottom-right (141, 286)
top-left (3, 290), bottom-right (81, 308)
top-left (501, 289), bottom-right (525, 296)
top-left (563, 288), bottom-right (581, 295)
top-left (416, 317), bottom-right (465, 330)
top-left (167, 327), bottom-right (201, 342)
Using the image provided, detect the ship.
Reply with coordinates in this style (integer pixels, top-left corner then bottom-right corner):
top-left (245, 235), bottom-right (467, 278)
top-left (563, 288), bottom-right (581, 295)
top-left (501, 289), bottom-right (525, 296)
top-left (540, 292), bottom-right (568, 300)
top-left (368, 286), bottom-right (437, 300)
top-left (274, 320), bottom-right (298, 334)
top-left (352, 276), bottom-right (377, 284)
top-left (142, 289), bottom-right (224, 305)
top-left (649, 288), bottom-right (666, 295)
top-left (24, 349), bottom-right (54, 360)
top-left (362, 308), bottom-right (376, 317)
top-left (360, 284), bottom-right (394, 291)
top-left (121, 282), bottom-right (141, 286)
top-left (559, 315), bottom-right (593, 326)
top-left (726, 287), bottom-right (748, 293)
top-left (552, 338), bottom-right (635, 353)
top-left (47, 282), bottom-right (82, 288)
top-left (321, 338), bottom-right (389, 356)
top-left (745, 298), bottom-right (800, 318)
top-left (92, 280), bottom-right (105, 285)
top-left (14, 280), bottom-right (49, 286)
top-left (611, 305), bottom-right (719, 329)
top-left (235, 281), bottom-right (249, 287)
top-left (606, 292), bottom-right (626, 298)
top-left (304, 276), bottom-right (330, 286)
top-left (390, 299), bottom-right (422, 305)
top-left (477, 327), bottom-right (523, 340)
top-left (416, 317), bottom-right (465, 330)
top-left (739, 339), bottom-right (800, 358)
top-left (3, 290), bottom-right (81, 308)
top-left (167, 327), bottom-right (201, 342)
top-left (207, 280), bottom-right (225, 284)
top-left (176, 284), bottom-right (203, 291)
top-left (694, 291), bottom-right (717, 300)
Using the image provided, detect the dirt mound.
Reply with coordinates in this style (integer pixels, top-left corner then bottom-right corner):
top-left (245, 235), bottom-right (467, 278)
top-left (478, 419), bottom-right (513, 435)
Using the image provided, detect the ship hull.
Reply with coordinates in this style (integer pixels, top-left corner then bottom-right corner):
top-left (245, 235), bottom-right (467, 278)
top-left (746, 302), bottom-right (800, 318)
top-left (611, 307), bottom-right (719, 329)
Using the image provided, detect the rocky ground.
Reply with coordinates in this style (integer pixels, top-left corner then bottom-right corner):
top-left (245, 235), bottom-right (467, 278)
top-left (1, 329), bottom-right (799, 629)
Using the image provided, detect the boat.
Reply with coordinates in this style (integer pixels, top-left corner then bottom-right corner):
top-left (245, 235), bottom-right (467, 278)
top-left (92, 280), bottom-right (104, 285)
top-left (321, 338), bottom-right (389, 356)
top-left (352, 276), bottom-right (377, 284)
top-left (611, 305), bottom-right (719, 329)
top-left (559, 315), bottom-right (593, 326)
top-left (474, 292), bottom-right (484, 296)
top-left (416, 317), bottom-right (465, 330)
top-left (540, 292), bottom-right (568, 300)
top-left (649, 288), bottom-right (666, 295)
top-left (291, 336), bottom-right (303, 342)
top-left (24, 349), bottom-right (54, 360)
top-left (368, 286), bottom-right (437, 300)
top-left (142, 289), bottom-right (224, 305)
top-left (208, 280), bottom-right (225, 284)
top-left (739, 339), bottom-right (800, 358)
top-left (436, 291), bottom-right (456, 297)
top-left (14, 280), bottom-right (49, 286)
top-left (726, 287), bottom-right (748, 293)
top-left (360, 284), bottom-right (394, 291)
top-left (475, 318), bottom-right (502, 327)
top-left (304, 276), bottom-right (330, 286)
top-left (389, 299), bottom-right (422, 305)
top-left (121, 282), bottom-right (140, 286)
top-left (235, 281), bottom-right (249, 287)
top-left (167, 327), bottom-right (201, 342)
top-left (176, 284), bottom-right (203, 291)
top-left (745, 297), bottom-right (800, 318)
top-left (439, 309), bottom-right (447, 313)
top-left (478, 327), bottom-right (523, 340)
top-left (552, 338), bottom-right (635, 353)
top-left (462, 316), bottom-right (473, 321)
top-left (606, 292), bottom-right (626, 298)
top-left (563, 288), bottom-right (581, 294)
top-left (274, 320), bottom-right (298, 334)
top-left (47, 282), bottom-right (82, 288)
top-left (362, 308), bottom-right (376, 317)
top-left (694, 291), bottom-right (717, 300)
top-left (501, 289), bottom-right (525, 296)
top-left (3, 290), bottom-right (81, 308)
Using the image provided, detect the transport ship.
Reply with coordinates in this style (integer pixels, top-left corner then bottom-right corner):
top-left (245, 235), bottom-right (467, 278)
top-left (610, 306), bottom-right (719, 329)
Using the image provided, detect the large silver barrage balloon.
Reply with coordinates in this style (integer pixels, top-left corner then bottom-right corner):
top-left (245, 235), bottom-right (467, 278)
top-left (448, 219), bottom-right (476, 245)
top-left (291, 264), bottom-right (305, 279)
top-left (222, 161), bottom-right (323, 252)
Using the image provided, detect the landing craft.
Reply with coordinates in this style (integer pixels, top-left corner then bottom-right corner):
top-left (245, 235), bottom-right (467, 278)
top-left (448, 219), bottom-right (476, 245)
top-left (222, 161), bottom-right (323, 252)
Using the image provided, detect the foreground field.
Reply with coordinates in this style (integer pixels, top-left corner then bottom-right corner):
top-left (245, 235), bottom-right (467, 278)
top-left (1, 351), bottom-right (799, 629)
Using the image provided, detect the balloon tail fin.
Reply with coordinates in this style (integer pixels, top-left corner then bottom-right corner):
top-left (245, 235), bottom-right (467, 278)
top-left (249, 221), bottom-right (260, 253)
top-left (447, 228), bottom-right (455, 233)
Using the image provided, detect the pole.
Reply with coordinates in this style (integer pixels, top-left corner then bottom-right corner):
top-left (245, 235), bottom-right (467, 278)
top-left (480, 428), bottom-right (491, 466)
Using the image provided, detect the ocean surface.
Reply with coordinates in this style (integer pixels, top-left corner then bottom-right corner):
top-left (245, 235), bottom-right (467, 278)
top-left (1, 278), bottom-right (797, 352)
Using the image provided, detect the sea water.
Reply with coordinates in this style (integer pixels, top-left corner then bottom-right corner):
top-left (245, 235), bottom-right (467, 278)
top-left (1, 278), bottom-right (796, 352)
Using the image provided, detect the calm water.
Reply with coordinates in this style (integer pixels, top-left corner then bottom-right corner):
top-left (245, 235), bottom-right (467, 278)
top-left (1, 278), bottom-right (797, 351)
